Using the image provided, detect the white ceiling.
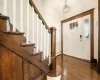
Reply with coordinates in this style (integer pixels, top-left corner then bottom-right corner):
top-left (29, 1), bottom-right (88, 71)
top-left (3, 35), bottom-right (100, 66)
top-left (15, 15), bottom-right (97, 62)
top-left (42, 0), bottom-right (98, 16)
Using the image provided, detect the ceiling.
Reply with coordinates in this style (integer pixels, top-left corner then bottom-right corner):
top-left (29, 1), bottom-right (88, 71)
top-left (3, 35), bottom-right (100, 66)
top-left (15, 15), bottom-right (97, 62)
top-left (42, 0), bottom-right (98, 18)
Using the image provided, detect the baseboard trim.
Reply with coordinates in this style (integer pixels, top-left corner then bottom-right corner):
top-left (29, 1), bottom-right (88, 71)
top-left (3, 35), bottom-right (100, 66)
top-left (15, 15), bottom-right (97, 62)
top-left (56, 54), bottom-right (62, 57)
top-left (63, 54), bottom-right (90, 63)
top-left (56, 54), bottom-right (98, 64)
top-left (91, 58), bottom-right (97, 64)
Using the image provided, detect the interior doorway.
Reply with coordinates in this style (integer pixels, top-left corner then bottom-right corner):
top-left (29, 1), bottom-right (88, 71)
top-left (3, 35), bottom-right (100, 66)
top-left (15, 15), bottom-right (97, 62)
top-left (61, 9), bottom-right (94, 62)
top-left (63, 15), bottom-right (91, 61)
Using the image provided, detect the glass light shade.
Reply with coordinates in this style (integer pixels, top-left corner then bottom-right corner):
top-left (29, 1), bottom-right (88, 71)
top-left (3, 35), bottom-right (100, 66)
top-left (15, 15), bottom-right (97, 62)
top-left (63, 5), bottom-right (70, 13)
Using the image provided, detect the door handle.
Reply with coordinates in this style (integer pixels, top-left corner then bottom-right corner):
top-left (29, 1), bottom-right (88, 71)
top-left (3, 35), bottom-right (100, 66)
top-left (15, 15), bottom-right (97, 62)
top-left (80, 35), bottom-right (82, 41)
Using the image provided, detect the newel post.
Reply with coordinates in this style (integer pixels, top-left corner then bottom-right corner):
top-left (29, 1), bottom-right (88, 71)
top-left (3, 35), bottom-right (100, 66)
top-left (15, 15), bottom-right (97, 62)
top-left (47, 27), bottom-right (62, 80)
top-left (49, 27), bottom-right (57, 76)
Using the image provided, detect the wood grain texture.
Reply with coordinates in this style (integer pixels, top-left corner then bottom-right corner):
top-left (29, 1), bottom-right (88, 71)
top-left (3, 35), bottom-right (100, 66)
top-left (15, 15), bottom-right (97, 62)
top-left (28, 63), bottom-right (42, 79)
top-left (11, 51), bottom-right (23, 80)
top-left (98, 0), bottom-right (100, 73)
top-left (57, 55), bottom-right (100, 80)
top-left (48, 27), bottom-right (62, 77)
top-left (0, 16), bottom-right (50, 74)
top-left (0, 32), bottom-right (50, 73)
top-left (0, 46), bottom-right (13, 80)
top-left (0, 45), bottom-right (23, 80)
top-left (23, 60), bottom-right (29, 80)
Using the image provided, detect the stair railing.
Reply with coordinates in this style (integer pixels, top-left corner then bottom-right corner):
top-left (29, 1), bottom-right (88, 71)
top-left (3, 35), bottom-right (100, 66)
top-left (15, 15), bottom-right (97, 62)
top-left (29, 0), bottom-right (51, 64)
top-left (0, 0), bottom-right (62, 77)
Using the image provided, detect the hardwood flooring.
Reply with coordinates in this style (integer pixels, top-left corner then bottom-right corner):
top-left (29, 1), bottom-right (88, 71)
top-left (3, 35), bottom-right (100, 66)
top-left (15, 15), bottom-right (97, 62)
top-left (56, 55), bottom-right (100, 80)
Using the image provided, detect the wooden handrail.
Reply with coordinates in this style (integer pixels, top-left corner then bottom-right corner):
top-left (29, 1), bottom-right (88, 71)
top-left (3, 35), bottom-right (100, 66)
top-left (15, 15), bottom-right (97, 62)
top-left (0, 13), bottom-right (9, 20)
top-left (29, 0), bottom-right (49, 30)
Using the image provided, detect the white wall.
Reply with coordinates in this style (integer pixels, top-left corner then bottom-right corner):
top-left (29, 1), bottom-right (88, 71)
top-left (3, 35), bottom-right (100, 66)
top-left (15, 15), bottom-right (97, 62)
top-left (62, 0), bottom-right (98, 59)
top-left (32, 0), bottom-right (63, 55)
top-left (32, 0), bottom-right (98, 58)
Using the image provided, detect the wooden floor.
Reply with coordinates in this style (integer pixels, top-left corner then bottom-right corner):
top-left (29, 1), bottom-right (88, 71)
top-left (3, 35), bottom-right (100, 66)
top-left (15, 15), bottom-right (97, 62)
top-left (56, 55), bottom-right (100, 80)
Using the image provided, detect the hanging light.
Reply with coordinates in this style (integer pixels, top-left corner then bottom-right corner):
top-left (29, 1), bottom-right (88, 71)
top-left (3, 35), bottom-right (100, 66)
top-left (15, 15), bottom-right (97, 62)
top-left (63, 0), bottom-right (70, 13)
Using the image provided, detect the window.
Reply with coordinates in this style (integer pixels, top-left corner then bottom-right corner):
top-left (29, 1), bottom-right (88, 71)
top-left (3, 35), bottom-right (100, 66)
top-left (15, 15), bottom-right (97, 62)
top-left (70, 22), bottom-right (78, 30)
top-left (84, 19), bottom-right (89, 39)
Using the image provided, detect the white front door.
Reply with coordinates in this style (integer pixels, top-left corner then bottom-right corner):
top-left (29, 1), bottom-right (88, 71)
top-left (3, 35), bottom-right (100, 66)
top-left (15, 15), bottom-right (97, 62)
top-left (63, 15), bottom-right (90, 60)
top-left (82, 15), bottom-right (90, 60)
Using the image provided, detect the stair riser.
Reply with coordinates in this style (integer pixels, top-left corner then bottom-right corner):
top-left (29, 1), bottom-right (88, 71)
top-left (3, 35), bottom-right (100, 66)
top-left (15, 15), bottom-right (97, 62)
top-left (21, 46), bottom-right (33, 55)
top-left (23, 60), bottom-right (43, 80)
top-left (0, 19), bottom-right (7, 32)
top-left (34, 54), bottom-right (42, 61)
top-left (3, 34), bottom-right (23, 44)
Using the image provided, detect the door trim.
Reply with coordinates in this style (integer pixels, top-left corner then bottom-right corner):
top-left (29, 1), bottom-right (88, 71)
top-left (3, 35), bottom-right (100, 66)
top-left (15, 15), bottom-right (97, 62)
top-left (98, 0), bottom-right (100, 73)
top-left (61, 9), bottom-right (94, 62)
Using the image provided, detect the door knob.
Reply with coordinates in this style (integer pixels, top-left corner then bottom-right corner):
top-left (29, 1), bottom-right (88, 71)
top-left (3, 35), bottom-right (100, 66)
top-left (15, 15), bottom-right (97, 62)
top-left (80, 35), bottom-right (82, 41)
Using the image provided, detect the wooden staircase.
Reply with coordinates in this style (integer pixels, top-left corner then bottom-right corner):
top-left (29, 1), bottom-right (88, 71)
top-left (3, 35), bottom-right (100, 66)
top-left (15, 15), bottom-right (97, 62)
top-left (0, 14), bottom-right (50, 80)
top-left (0, 0), bottom-right (62, 79)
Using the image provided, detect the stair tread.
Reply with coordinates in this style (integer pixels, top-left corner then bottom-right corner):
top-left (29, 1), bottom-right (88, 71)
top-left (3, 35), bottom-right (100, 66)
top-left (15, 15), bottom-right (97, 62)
top-left (4, 31), bottom-right (25, 35)
top-left (20, 43), bottom-right (35, 47)
top-left (32, 51), bottom-right (43, 56)
top-left (42, 58), bottom-right (49, 66)
top-left (0, 14), bottom-right (9, 20)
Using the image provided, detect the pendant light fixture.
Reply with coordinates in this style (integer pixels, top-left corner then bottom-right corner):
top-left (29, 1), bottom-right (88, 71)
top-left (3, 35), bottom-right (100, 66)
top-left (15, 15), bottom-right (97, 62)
top-left (63, 0), bottom-right (70, 13)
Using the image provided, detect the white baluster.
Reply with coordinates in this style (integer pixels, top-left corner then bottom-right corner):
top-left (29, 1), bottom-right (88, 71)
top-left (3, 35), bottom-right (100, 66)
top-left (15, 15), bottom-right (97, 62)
top-left (6, 19), bottom-right (10, 31)
top-left (3, 0), bottom-right (7, 15)
top-left (48, 33), bottom-right (51, 65)
top-left (6, 20), bottom-right (10, 31)
top-left (34, 12), bottom-right (37, 47)
top-left (26, 0), bottom-right (29, 43)
top-left (44, 27), bottom-right (47, 59)
top-left (42, 25), bottom-right (45, 60)
top-left (13, 0), bottom-right (16, 31)
top-left (41, 25), bottom-right (45, 61)
top-left (0, 0), bottom-right (3, 13)
top-left (23, 0), bottom-right (27, 37)
top-left (46, 30), bottom-right (48, 58)
top-left (36, 14), bottom-right (39, 52)
top-left (47, 32), bottom-right (50, 58)
top-left (40, 21), bottom-right (43, 51)
top-left (32, 8), bottom-right (35, 43)
top-left (38, 19), bottom-right (41, 51)
top-left (29, 6), bottom-right (33, 42)
top-left (3, 0), bottom-right (8, 31)
top-left (20, 0), bottom-right (23, 32)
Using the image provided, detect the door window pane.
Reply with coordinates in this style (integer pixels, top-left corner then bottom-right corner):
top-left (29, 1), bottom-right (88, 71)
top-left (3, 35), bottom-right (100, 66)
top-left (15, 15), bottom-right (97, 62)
top-left (84, 19), bottom-right (89, 39)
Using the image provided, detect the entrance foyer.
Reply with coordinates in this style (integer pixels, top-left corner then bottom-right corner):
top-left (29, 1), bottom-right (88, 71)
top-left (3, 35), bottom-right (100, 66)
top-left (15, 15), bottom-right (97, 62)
top-left (63, 14), bottom-right (90, 61)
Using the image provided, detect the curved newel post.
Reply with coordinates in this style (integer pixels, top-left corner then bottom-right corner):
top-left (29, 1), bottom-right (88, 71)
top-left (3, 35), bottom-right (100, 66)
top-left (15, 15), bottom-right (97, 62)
top-left (47, 27), bottom-right (62, 79)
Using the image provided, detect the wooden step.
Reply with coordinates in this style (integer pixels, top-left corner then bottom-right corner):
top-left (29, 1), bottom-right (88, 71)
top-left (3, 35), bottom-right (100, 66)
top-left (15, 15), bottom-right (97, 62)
top-left (0, 14), bottom-right (9, 20)
top-left (3, 31), bottom-right (24, 44)
top-left (32, 51), bottom-right (43, 62)
top-left (42, 58), bottom-right (49, 66)
top-left (32, 51), bottom-right (43, 56)
top-left (20, 43), bottom-right (35, 47)
top-left (4, 31), bottom-right (25, 35)
top-left (0, 31), bottom-right (50, 74)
